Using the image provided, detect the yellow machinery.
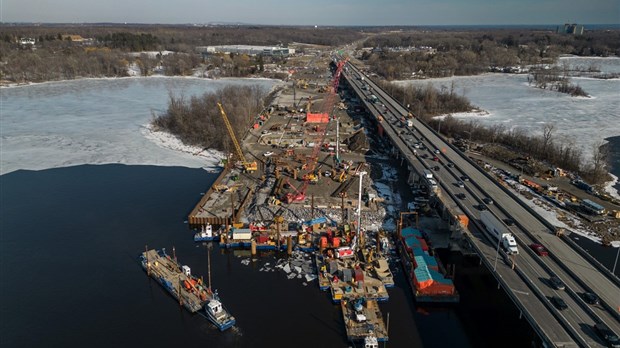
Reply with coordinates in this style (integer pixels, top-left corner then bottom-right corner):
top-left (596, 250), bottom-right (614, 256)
top-left (217, 103), bottom-right (257, 173)
top-left (268, 196), bottom-right (282, 206)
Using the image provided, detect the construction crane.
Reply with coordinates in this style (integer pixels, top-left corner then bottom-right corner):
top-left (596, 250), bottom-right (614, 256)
top-left (217, 102), bottom-right (257, 173)
top-left (307, 58), bottom-right (349, 173)
top-left (287, 58), bottom-right (348, 202)
top-left (283, 178), bottom-right (305, 204)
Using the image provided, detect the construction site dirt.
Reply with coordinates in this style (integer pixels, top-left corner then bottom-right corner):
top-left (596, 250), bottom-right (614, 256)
top-left (189, 56), bottom-right (392, 234)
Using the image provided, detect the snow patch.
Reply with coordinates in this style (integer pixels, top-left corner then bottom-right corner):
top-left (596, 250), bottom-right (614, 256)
top-left (141, 123), bottom-right (225, 170)
top-left (603, 173), bottom-right (620, 200)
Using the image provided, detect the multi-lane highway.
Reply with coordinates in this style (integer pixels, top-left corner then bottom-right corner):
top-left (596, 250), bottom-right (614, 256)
top-left (342, 61), bottom-right (620, 347)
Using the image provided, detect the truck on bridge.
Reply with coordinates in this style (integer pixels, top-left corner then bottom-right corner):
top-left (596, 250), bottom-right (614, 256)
top-left (480, 210), bottom-right (519, 255)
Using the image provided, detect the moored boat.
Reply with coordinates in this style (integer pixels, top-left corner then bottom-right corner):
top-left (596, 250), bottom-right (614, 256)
top-left (194, 224), bottom-right (220, 242)
top-left (398, 226), bottom-right (459, 303)
top-left (140, 248), bottom-right (209, 313)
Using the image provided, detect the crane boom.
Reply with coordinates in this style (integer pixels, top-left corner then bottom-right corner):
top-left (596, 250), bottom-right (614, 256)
top-left (217, 102), bottom-right (257, 172)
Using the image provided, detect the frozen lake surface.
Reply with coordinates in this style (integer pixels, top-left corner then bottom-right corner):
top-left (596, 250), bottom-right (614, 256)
top-left (395, 56), bottom-right (620, 161)
top-left (1, 77), bottom-right (278, 175)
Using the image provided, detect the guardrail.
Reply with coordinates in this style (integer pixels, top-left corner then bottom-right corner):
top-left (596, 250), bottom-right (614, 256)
top-left (459, 231), bottom-right (571, 348)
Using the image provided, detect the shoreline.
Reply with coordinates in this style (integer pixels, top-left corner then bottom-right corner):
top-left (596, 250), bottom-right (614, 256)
top-left (0, 73), bottom-right (285, 89)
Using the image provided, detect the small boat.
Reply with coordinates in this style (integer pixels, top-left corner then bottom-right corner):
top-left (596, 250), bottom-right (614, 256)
top-left (194, 224), bottom-right (220, 242)
top-left (205, 291), bottom-right (236, 331)
top-left (364, 333), bottom-right (379, 348)
top-left (203, 245), bottom-right (235, 331)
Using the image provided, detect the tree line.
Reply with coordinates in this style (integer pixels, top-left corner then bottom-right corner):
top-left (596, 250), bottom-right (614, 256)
top-left (381, 81), bottom-right (608, 184)
top-left (528, 66), bottom-right (589, 97)
top-left (377, 80), bottom-right (475, 119)
top-left (360, 29), bottom-right (620, 80)
top-left (151, 85), bottom-right (275, 155)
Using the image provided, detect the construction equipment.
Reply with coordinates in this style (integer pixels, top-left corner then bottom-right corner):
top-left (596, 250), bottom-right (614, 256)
top-left (283, 179), bottom-right (306, 204)
top-left (213, 184), bottom-right (229, 192)
top-left (284, 58), bottom-right (349, 205)
top-left (303, 173), bottom-right (319, 184)
top-left (268, 196), bottom-right (282, 206)
top-left (217, 103), bottom-right (257, 173)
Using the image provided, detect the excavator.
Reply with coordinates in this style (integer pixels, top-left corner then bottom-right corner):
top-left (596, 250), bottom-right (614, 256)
top-left (217, 103), bottom-right (257, 173)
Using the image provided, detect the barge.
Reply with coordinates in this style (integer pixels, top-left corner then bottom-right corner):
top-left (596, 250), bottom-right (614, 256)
top-left (341, 298), bottom-right (388, 343)
top-left (140, 248), bottom-right (209, 313)
top-left (398, 227), bottom-right (459, 303)
top-left (140, 248), bottom-right (236, 330)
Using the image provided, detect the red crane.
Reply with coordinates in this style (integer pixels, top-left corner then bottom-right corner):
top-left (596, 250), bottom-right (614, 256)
top-left (284, 58), bottom-right (349, 204)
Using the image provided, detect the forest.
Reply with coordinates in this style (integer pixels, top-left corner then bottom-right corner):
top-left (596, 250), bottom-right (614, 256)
top-left (359, 28), bottom-right (620, 79)
top-left (151, 85), bottom-right (276, 155)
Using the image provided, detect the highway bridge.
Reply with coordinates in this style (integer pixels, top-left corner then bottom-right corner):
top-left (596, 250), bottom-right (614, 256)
top-left (341, 61), bottom-right (620, 348)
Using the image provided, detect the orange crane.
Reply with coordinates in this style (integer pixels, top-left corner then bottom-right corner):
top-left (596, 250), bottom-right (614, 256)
top-left (284, 58), bottom-right (349, 204)
top-left (217, 102), bottom-right (257, 173)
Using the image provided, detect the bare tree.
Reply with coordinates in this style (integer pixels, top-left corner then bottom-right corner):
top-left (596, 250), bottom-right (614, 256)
top-left (588, 140), bottom-right (610, 183)
top-left (541, 123), bottom-right (555, 159)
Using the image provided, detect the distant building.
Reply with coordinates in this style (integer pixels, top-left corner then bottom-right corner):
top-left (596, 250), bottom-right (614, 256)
top-left (557, 23), bottom-right (584, 35)
top-left (197, 45), bottom-right (295, 57)
top-left (19, 37), bottom-right (36, 46)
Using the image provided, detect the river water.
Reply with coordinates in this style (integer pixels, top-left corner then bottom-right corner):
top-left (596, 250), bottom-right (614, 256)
top-left (1, 68), bottom-right (618, 347)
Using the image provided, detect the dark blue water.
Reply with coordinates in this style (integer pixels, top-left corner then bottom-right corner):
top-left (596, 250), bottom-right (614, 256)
top-left (1, 161), bottom-right (617, 347)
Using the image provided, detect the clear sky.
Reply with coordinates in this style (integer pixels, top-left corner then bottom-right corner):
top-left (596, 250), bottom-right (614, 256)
top-left (2, 0), bottom-right (619, 25)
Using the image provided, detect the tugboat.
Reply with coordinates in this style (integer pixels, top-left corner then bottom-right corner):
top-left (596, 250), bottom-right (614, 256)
top-left (203, 244), bottom-right (235, 331)
top-left (205, 291), bottom-right (236, 331)
top-left (364, 333), bottom-right (379, 348)
top-left (194, 224), bottom-right (220, 242)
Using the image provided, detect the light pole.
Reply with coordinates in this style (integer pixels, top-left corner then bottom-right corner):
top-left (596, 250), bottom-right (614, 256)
top-left (357, 171), bottom-right (367, 248)
top-left (613, 245), bottom-right (620, 274)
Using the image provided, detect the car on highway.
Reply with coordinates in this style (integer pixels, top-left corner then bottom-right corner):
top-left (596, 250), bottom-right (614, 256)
top-left (433, 166), bottom-right (440, 171)
top-left (581, 292), bottom-right (600, 305)
top-left (482, 197), bottom-right (494, 205)
top-left (413, 143), bottom-right (421, 149)
top-left (550, 276), bottom-right (565, 290)
top-left (456, 181), bottom-right (464, 188)
top-left (461, 175), bottom-right (470, 181)
top-left (456, 193), bottom-right (466, 200)
top-left (433, 156), bottom-right (439, 161)
top-left (594, 322), bottom-right (620, 348)
top-left (550, 296), bottom-right (568, 310)
top-left (446, 162), bottom-right (454, 168)
top-left (421, 154), bottom-right (428, 159)
top-left (263, 151), bottom-right (274, 157)
top-left (434, 149), bottom-right (441, 154)
top-left (529, 243), bottom-right (548, 256)
top-left (504, 218), bottom-right (515, 226)
top-left (477, 204), bottom-right (487, 211)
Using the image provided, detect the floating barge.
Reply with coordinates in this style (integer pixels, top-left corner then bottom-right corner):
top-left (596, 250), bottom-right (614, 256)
top-left (398, 227), bottom-right (459, 303)
top-left (316, 255), bottom-right (389, 303)
top-left (140, 249), bottom-right (209, 313)
top-left (341, 298), bottom-right (388, 343)
top-left (140, 248), bottom-right (235, 330)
